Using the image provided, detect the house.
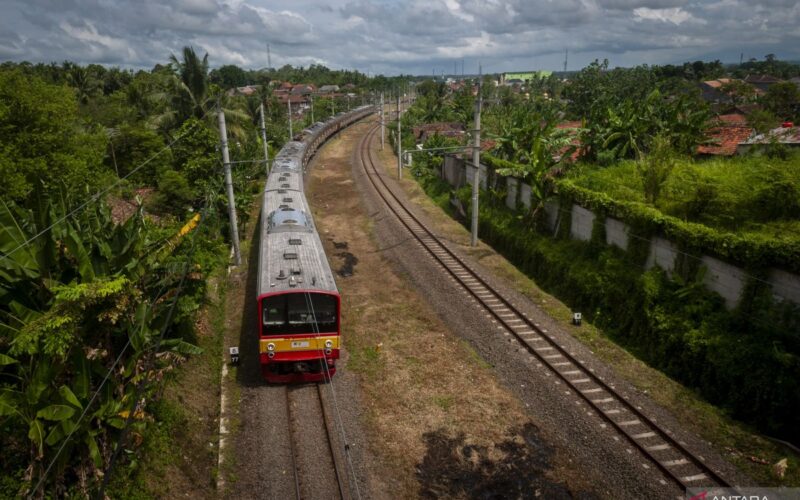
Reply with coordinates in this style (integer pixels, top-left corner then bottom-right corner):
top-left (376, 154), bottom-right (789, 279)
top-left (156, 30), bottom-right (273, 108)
top-left (411, 122), bottom-right (465, 143)
top-left (744, 74), bottom-right (782, 93)
top-left (291, 84), bottom-right (316, 95)
top-left (554, 121), bottom-right (583, 162)
top-left (695, 113), bottom-right (754, 156)
top-left (738, 123), bottom-right (800, 154)
top-left (700, 78), bottom-right (734, 104)
top-left (231, 85), bottom-right (259, 96)
top-left (500, 71), bottom-right (553, 86)
top-left (318, 85), bottom-right (340, 94)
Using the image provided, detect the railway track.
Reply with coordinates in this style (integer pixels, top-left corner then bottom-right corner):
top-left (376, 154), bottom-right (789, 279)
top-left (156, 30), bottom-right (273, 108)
top-left (357, 121), bottom-right (732, 491)
top-left (285, 384), bottom-right (348, 499)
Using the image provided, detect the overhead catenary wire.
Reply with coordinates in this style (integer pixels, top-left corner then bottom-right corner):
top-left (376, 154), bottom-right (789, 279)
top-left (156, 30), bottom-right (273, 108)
top-left (302, 292), bottom-right (362, 500)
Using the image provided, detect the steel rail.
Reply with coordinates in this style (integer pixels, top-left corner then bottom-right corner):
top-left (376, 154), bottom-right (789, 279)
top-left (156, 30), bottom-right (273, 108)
top-left (317, 383), bottom-right (348, 500)
top-left (284, 387), bottom-right (303, 500)
top-left (356, 122), bottom-right (731, 491)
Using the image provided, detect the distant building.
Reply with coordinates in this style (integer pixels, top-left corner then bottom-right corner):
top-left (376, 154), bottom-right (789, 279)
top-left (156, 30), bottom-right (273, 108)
top-left (738, 123), bottom-right (800, 154)
top-left (411, 122), bottom-right (465, 143)
top-left (227, 85), bottom-right (259, 97)
top-left (318, 85), bottom-right (340, 94)
top-left (744, 74), bottom-right (783, 93)
top-left (500, 71), bottom-right (553, 85)
top-left (697, 114), bottom-right (754, 156)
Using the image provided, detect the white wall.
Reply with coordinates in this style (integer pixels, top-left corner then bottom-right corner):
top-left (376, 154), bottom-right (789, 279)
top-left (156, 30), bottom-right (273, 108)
top-left (441, 161), bottom-right (800, 310)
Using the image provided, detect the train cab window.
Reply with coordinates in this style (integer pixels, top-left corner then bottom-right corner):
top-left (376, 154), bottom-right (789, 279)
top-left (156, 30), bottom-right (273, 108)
top-left (262, 293), bottom-right (338, 335)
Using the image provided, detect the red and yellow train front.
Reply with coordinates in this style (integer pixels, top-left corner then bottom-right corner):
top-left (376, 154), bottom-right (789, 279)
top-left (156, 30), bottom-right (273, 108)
top-left (258, 290), bottom-right (340, 383)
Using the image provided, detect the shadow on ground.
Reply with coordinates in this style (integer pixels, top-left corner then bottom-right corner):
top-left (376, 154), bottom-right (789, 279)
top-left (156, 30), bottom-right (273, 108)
top-left (236, 215), bottom-right (264, 388)
top-left (416, 423), bottom-right (596, 499)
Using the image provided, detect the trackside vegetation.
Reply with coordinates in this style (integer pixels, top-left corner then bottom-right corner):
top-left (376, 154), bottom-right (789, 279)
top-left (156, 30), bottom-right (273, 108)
top-left (397, 56), bottom-right (800, 452)
top-left (0, 49), bottom-right (405, 497)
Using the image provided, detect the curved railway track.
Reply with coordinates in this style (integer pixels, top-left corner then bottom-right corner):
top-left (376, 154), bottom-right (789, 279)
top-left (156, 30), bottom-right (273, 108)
top-left (285, 384), bottom-right (348, 499)
top-left (357, 120), bottom-right (732, 491)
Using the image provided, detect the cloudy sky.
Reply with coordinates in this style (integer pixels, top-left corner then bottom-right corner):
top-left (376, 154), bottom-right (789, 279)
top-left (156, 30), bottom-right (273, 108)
top-left (1, 0), bottom-right (799, 76)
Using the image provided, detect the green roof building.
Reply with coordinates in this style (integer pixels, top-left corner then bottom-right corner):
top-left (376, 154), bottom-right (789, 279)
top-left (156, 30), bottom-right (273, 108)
top-left (501, 71), bottom-right (553, 85)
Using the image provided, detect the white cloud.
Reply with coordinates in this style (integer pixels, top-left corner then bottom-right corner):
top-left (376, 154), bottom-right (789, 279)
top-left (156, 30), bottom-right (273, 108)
top-left (0, 0), bottom-right (797, 74)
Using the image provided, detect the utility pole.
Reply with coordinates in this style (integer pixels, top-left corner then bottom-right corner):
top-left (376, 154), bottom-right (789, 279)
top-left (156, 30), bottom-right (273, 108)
top-left (470, 66), bottom-right (482, 247)
top-left (218, 109), bottom-right (241, 265)
top-left (258, 102), bottom-right (269, 176)
top-left (310, 95), bottom-right (314, 123)
top-left (564, 49), bottom-right (568, 73)
top-left (380, 92), bottom-right (385, 150)
top-left (267, 44), bottom-right (272, 70)
top-left (288, 99), bottom-right (293, 139)
top-left (396, 93), bottom-right (402, 179)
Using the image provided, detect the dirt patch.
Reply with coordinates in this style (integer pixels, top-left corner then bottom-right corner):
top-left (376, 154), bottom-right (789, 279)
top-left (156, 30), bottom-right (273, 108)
top-left (307, 121), bottom-right (593, 498)
top-left (417, 423), bottom-right (591, 500)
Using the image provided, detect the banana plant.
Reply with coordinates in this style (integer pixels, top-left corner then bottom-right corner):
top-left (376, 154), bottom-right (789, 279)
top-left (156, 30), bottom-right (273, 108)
top-left (1, 190), bottom-right (205, 496)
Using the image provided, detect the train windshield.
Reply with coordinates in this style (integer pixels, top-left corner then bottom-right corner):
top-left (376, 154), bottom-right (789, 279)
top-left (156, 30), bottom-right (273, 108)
top-left (262, 293), bottom-right (338, 335)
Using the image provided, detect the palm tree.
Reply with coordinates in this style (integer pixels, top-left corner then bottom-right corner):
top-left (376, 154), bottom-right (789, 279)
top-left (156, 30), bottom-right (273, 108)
top-left (66, 67), bottom-right (99, 104)
top-left (169, 46), bottom-right (210, 120)
top-left (150, 46), bottom-right (249, 142)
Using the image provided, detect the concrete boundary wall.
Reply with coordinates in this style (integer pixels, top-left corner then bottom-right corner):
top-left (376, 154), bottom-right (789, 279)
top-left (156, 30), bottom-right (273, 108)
top-left (440, 159), bottom-right (800, 309)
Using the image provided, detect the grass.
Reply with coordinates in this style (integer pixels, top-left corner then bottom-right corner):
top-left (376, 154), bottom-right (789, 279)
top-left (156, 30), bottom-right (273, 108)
top-left (399, 159), bottom-right (800, 487)
top-left (305, 121), bottom-right (579, 497)
top-left (566, 154), bottom-right (800, 239)
top-left (107, 268), bottom-right (227, 498)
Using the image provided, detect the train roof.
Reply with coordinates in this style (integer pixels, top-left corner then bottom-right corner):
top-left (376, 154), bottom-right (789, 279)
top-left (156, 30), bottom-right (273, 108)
top-left (256, 106), bottom-right (377, 297)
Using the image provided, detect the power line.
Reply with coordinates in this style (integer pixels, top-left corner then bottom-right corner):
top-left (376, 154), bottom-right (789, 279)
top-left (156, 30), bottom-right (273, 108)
top-left (302, 292), bottom-right (362, 500)
top-left (1, 119), bottom-right (206, 266)
top-left (95, 180), bottom-right (222, 499)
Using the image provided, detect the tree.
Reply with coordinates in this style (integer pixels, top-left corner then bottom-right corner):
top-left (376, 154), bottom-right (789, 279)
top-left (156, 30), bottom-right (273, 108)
top-left (168, 46), bottom-right (211, 121)
top-left (720, 80), bottom-right (757, 105)
top-left (763, 81), bottom-right (800, 121)
top-left (637, 134), bottom-right (675, 204)
top-left (210, 65), bottom-right (249, 88)
top-left (66, 67), bottom-right (100, 104)
top-left (493, 118), bottom-right (576, 223)
top-left (0, 69), bottom-right (107, 203)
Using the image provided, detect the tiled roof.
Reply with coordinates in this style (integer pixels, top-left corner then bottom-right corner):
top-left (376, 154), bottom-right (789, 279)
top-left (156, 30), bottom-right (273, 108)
top-left (697, 126), bottom-right (753, 156)
top-left (702, 78), bottom-right (732, 89)
top-left (744, 74), bottom-right (782, 84)
top-left (556, 120), bottom-right (582, 129)
top-left (717, 113), bottom-right (747, 125)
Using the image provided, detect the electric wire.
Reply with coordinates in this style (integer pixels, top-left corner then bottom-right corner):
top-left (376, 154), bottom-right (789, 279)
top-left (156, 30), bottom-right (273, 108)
top-left (303, 291), bottom-right (362, 500)
top-left (95, 179), bottom-right (223, 499)
top-left (1, 119), bottom-right (206, 266)
top-left (28, 248), bottom-right (181, 498)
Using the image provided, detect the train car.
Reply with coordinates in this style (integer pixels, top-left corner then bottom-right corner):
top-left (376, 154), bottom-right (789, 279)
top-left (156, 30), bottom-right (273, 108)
top-left (256, 106), bottom-right (373, 383)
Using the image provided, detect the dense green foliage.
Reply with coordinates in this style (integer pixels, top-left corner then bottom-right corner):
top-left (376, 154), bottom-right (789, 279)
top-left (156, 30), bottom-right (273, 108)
top-left (566, 154), bottom-right (800, 245)
top-left (0, 47), bottom-right (393, 495)
top-left (419, 175), bottom-right (800, 443)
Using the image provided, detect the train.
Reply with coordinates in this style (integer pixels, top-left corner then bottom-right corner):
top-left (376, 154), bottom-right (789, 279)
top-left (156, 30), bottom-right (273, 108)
top-left (256, 106), bottom-right (374, 383)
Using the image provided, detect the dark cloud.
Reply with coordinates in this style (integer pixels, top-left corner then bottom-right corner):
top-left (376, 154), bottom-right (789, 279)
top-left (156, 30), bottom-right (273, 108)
top-left (0, 0), bottom-right (798, 74)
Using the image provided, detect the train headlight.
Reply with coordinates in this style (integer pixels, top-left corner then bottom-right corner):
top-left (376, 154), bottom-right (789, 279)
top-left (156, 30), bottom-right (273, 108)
top-left (268, 352), bottom-right (275, 359)
top-left (267, 343), bottom-right (275, 351)
top-left (325, 348), bottom-right (332, 355)
top-left (325, 340), bottom-right (333, 348)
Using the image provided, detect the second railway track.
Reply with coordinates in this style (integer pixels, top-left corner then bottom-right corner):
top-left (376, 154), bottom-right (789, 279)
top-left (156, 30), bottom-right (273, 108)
top-left (356, 120), bottom-right (732, 492)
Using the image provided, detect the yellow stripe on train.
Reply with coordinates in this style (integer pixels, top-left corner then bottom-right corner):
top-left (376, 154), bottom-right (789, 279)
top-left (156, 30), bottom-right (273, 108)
top-left (259, 336), bottom-right (340, 353)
